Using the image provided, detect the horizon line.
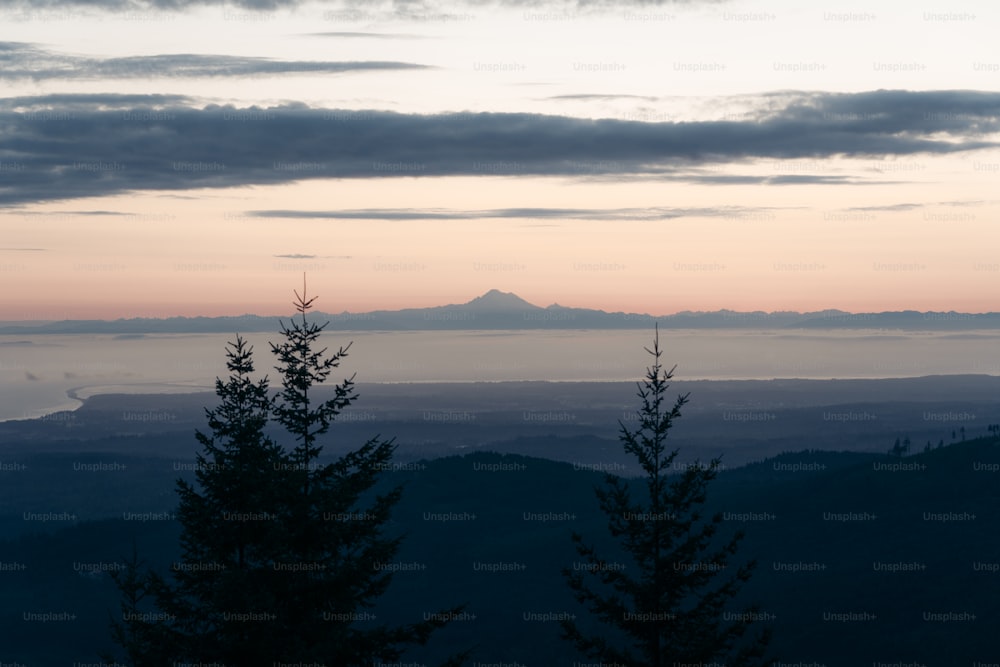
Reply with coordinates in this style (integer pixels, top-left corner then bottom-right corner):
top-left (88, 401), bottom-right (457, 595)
top-left (1, 293), bottom-right (998, 326)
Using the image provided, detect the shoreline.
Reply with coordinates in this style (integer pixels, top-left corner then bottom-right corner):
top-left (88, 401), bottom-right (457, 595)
top-left (1, 383), bottom-right (216, 424)
top-left (2, 373), bottom-right (998, 424)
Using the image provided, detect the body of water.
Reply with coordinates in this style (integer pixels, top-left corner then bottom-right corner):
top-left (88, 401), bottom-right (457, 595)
top-left (1, 329), bottom-right (999, 422)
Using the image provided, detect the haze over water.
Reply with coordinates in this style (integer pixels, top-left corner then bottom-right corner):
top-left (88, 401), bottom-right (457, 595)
top-left (2, 329), bottom-right (999, 422)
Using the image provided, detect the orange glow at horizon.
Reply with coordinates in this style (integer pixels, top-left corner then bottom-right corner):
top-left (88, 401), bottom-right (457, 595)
top-left (2, 155), bottom-right (999, 321)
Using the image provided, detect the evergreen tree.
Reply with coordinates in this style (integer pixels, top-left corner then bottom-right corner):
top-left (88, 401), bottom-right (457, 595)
top-left (561, 326), bottom-right (771, 666)
top-left (890, 437), bottom-right (903, 457)
top-left (103, 545), bottom-right (177, 666)
top-left (167, 334), bottom-right (292, 662)
top-left (264, 278), bottom-right (464, 664)
top-left (106, 281), bottom-right (463, 665)
top-left (106, 335), bottom-right (297, 664)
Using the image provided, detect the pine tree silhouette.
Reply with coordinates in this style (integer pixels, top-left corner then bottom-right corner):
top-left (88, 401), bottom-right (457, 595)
top-left (561, 326), bottom-right (771, 666)
top-left (106, 279), bottom-right (465, 666)
top-left (264, 278), bottom-right (465, 664)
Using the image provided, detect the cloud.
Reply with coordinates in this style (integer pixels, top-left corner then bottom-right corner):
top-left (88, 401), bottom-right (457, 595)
top-left (251, 206), bottom-right (788, 220)
top-left (0, 89), bottom-right (996, 205)
top-left (843, 200), bottom-right (992, 213)
top-left (273, 253), bottom-right (353, 258)
top-left (306, 32), bottom-right (429, 39)
top-left (7, 0), bottom-right (716, 10)
top-left (0, 42), bottom-right (429, 81)
top-left (758, 89), bottom-right (1000, 136)
top-left (846, 204), bottom-right (922, 212)
top-left (6, 0), bottom-right (297, 10)
top-left (0, 93), bottom-right (194, 111)
top-left (544, 94), bottom-right (660, 102)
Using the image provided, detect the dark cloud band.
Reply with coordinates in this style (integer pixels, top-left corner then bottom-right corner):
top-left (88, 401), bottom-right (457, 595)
top-left (0, 90), bottom-right (996, 205)
top-left (0, 42), bottom-right (429, 80)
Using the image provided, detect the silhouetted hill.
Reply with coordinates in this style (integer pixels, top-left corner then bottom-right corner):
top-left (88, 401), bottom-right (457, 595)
top-left (1, 290), bottom-right (999, 332)
top-left (3, 438), bottom-right (1000, 664)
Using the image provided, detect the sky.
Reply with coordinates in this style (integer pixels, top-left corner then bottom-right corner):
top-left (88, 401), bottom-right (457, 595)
top-left (0, 0), bottom-right (998, 320)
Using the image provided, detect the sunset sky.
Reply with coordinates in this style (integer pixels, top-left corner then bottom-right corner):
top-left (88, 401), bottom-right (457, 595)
top-left (1, 0), bottom-right (998, 320)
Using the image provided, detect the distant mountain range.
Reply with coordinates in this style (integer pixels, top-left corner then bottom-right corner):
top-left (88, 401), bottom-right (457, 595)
top-left (1, 289), bottom-right (998, 333)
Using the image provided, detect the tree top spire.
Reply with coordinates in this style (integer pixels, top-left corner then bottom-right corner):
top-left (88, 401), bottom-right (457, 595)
top-left (293, 272), bottom-right (318, 317)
